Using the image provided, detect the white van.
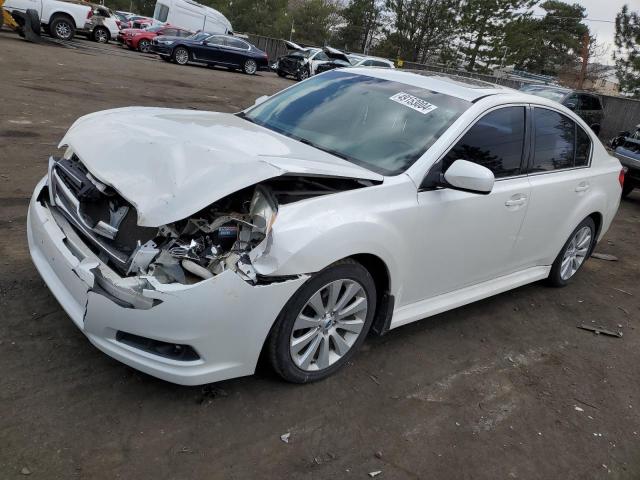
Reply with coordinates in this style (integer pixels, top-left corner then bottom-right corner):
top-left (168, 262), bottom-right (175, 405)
top-left (152, 0), bottom-right (232, 34)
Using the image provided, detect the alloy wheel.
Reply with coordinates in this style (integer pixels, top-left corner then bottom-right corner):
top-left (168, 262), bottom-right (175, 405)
top-left (560, 226), bottom-right (592, 280)
top-left (289, 279), bottom-right (368, 372)
top-left (139, 39), bottom-right (150, 52)
top-left (95, 28), bottom-right (108, 43)
top-left (55, 22), bottom-right (71, 40)
top-left (244, 59), bottom-right (257, 74)
top-left (174, 48), bottom-right (189, 65)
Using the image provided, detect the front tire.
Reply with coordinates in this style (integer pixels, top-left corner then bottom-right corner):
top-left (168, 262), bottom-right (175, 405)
top-left (172, 46), bottom-right (190, 65)
top-left (276, 69), bottom-right (287, 77)
top-left (50, 15), bottom-right (75, 41)
top-left (547, 217), bottom-right (596, 287)
top-left (296, 67), bottom-right (309, 81)
top-left (268, 259), bottom-right (376, 383)
top-left (138, 39), bottom-right (151, 53)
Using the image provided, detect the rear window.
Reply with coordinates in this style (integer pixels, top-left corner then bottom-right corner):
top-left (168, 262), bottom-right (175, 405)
top-left (530, 108), bottom-right (591, 172)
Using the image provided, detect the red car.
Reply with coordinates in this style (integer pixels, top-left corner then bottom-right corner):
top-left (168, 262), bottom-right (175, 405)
top-left (118, 25), bottom-right (192, 53)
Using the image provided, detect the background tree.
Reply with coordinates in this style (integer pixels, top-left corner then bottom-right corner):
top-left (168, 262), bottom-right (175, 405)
top-left (286, 0), bottom-right (341, 45)
top-left (209, 0), bottom-right (290, 37)
top-left (458, 0), bottom-right (536, 72)
top-left (503, 1), bottom-right (589, 76)
top-left (337, 0), bottom-right (383, 52)
top-left (614, 4), bottom-right (640, 98)
top-left (379, 0), bottom-right (458, 62)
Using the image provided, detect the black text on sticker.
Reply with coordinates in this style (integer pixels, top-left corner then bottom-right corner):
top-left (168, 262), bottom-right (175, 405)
top-left (389, 92), bottom-right (438, 115)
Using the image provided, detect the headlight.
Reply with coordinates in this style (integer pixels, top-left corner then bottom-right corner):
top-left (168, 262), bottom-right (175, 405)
top-left (158, 40), bottom-right (174, 45)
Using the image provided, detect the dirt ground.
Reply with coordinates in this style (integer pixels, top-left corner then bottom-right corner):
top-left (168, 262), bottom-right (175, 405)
top-left (1, 31), bottom-right (640, 480)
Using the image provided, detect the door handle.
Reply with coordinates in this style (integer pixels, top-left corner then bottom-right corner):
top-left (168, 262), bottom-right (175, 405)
top-left (505, 194), bottom-right (527, 207)
top-left (575, 182), bottom-right (590, 192)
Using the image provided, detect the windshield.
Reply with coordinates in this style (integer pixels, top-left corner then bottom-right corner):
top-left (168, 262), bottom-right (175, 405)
top-left (289, 49), bottom-right (315, 59)
top-left (146, 25), bottom-right (165, 32)
top-left (348, 54), bottom-right (363, 64)
top-left (187, 32), bottom-right (210, 41)
top-left (521, 86), bottom-right (568, 102)
top-left (243, 70), bottom-right (471, 175)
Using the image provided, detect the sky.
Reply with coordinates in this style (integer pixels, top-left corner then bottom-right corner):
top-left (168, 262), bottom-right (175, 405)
top-left (532, 0), bottom-right (630, 65)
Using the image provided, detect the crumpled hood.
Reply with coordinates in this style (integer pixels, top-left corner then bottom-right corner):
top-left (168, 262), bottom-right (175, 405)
top-left (59, 107), bottom-right (382, 227)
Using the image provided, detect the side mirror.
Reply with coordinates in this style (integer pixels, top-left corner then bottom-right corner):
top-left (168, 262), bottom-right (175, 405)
top-left (565, 101), bottom-right (577, 110)
top-left (254, 95), bottom-right (269, 106)
top-left (443, 160), bottom-right (494, 194)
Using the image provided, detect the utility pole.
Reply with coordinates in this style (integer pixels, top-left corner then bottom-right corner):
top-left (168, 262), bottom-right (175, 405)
top-left (289, 19), bottom-right (294, 41)
top-left (577, 32), bottom-right (589, 90)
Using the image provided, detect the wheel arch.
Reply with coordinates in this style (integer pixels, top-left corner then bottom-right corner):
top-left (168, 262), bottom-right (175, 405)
top-left (350, 253), bottom-right (394, 336)
top-left (587, 211), bottom-right (603, 253)
top-left (49, 11), bottom-right (76, 28)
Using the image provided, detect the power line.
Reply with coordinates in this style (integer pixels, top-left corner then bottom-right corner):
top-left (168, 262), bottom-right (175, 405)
top-left (529, 14), bottom-right (616, 24)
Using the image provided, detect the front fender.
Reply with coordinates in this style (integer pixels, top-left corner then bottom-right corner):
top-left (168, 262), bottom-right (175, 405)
top-left (253, 217), bottom-right (402, 293)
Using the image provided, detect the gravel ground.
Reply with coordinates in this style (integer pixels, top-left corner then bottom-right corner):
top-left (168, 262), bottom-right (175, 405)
top-left (1, 30), bottom-right (640, 480)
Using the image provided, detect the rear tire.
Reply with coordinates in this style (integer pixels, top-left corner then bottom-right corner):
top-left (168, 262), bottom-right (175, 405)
top-left (243, 59), bottom-right (257, 75)
top-left (276, 69), bottom-right (286, 77)
top-left (267, 259), bottom-right (376, 383)
top-left (50, 15), bottom-right (75, 41)
top-left (93, 26), bottom-right (109, 43)
top-left (172, 46), bottom-right (190, 65)
top-left (547, 217), bottom-right (596, 287)
top-left (138, 39), bottom-right (151, 53)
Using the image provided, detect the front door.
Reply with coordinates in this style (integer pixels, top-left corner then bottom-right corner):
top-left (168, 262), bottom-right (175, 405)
top-left (403, 106), bottom-right (531, 305)
top-left (193, 35), bottom-right (225, 63)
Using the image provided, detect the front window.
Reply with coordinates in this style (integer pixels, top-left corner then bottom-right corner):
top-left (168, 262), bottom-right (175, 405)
top-left (188, 32), bottom-right (210, 42)
top-left (242, 70), bottom-right (471, 175)
top-left (442, 107), bottom-right (526, 178)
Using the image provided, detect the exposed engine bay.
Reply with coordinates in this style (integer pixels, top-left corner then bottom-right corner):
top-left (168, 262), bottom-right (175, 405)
top-left (46, 153), bottom-right (373, 285)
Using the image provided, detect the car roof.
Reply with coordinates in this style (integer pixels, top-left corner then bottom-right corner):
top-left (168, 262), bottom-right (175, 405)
top-left (343, 68), bottom-right (511, 102)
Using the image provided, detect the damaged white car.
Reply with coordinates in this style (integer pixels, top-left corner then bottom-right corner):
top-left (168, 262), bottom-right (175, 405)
top-left (28, 69), bottom-right (623, 385)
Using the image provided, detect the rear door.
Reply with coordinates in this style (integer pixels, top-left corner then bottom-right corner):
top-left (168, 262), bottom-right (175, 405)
top-left (515, 106), bottom-right (594, 267)
top-left (223, 37), bottom-right (251, 67)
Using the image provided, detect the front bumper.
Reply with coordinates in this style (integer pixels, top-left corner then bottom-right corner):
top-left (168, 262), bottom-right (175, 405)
top-left (150, 43), bottom-right (173, 55)
top-left (28, 177), bottom-right (307, 385)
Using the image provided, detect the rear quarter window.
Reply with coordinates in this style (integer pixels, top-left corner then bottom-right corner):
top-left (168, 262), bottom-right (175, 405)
top-left (530, 107), bottom-right (591, 172)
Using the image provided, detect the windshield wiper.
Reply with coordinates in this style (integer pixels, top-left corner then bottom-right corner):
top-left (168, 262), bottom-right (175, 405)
top-left (295, 137), bottom-right (353, 162)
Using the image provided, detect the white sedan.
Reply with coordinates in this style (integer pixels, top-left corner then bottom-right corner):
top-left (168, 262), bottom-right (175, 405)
top-left (27, 69), bottom-right (623, 385)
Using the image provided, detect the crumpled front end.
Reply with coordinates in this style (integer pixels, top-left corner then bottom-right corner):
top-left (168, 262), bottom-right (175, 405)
top-left (28, 175), bottom-right (309, 385)
top-left (28, 144), bottom-right (376, 384)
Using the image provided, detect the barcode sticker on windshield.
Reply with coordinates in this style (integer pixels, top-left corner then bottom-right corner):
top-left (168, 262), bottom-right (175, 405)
top-left (389, 92), bottom-right (438, 115)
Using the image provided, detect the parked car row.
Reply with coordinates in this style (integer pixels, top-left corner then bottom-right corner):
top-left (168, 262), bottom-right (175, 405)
top-left (272, 42), bottom-right (395, 81)
top-left (611, 125), bottom-right (640, 198)
top-left (3, 0), bottom-right (119, 42)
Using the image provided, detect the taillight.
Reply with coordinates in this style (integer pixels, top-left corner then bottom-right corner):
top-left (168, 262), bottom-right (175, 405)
top-left (619, 168), bottom-right (626, 188)
top-left (87, 9), bottom-right (93, 19)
